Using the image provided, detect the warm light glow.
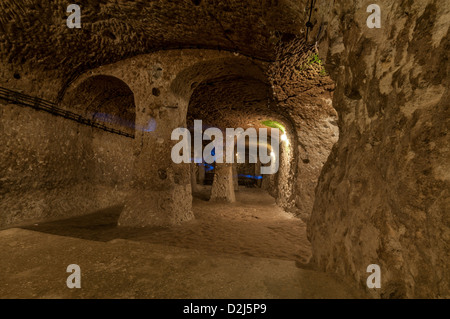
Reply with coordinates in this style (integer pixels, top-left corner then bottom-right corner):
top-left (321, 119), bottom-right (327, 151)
top-left (270, 151), bottom-right (275, 157)
top-left (281, 133), bottom-right (288, 142)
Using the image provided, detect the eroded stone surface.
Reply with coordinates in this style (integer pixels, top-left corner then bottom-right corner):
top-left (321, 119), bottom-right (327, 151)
top-left (0, 0), bottom-right (447, 299)
top-left (0, 101), bottom-right (133, 228)
top-left (210, 163), bottom-right (236, 203)
top-left (309, 0), bottom-right (449, 298)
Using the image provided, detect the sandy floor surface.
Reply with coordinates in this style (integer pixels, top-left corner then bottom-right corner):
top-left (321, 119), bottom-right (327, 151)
top-left (0, 187), bottom-right (367, 298)
top-left (23, 187), bottom-right (312, 263)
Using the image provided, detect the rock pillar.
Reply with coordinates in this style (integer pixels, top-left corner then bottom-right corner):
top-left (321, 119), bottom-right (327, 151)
top-left (118, 88), bottom-right (194, 227)
top-left (210, 163), bottom-right (236, 203)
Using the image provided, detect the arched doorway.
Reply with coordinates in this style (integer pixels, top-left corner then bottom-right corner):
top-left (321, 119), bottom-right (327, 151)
top-left (61, 75), bottom-right (136, 137)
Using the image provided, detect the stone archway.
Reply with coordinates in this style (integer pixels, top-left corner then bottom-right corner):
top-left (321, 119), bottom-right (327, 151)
top-left (61, 75), bottom-right (136, 136)
top-left (171, 56), bottom-right (300, 209)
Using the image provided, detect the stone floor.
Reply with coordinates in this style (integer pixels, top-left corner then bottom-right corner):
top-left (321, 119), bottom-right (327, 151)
top-left (0, 187), bottom-right (366, 299)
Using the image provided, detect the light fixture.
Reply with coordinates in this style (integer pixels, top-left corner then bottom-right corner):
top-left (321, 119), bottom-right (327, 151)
top-left (281, 133), bottom-right (288, 142)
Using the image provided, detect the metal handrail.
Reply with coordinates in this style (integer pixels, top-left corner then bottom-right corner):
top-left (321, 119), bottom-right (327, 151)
top-left (0, 86), bottom-right (134, 138)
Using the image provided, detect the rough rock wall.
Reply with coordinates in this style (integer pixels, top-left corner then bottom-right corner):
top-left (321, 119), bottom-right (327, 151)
top-left (0, 100), bottom-right (133, 228)
top-left (268, 38), bottom-right (339, 220)
top-left (0, 0), bottom-right (310, 75)
top-left (0, 58), bottom-right (135, 228)
top-left (309, 0), bottom-right (449, 298)
top-left (293, 104), bottom-right (339, 221)
top-left (261, 171), bottom-right (277, 197)
top-left (274, 132), bottom-right (297, 212)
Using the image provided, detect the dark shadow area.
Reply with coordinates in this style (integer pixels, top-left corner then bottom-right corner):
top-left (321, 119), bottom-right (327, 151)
top-left (192, 187), bottom-right (211, 201)
top-left (21, 205), bottom-right (180, 244)
top-left (22, 205), bottom-right (130, 242)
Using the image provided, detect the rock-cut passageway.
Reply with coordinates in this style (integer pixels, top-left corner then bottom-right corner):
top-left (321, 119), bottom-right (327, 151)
top-left (0, 0), bottom-right (448, 299)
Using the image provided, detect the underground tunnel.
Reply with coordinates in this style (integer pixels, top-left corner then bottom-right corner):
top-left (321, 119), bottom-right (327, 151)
top-left (0, 0), bottom-right (448, 301)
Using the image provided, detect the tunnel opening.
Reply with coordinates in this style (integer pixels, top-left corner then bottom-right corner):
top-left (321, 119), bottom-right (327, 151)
top-left (166, 49), bottom-right (342, 241)
top-left (179, 58), bottom-right (298, 206)
top-left (169, 54), bottom-right (340, 274)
